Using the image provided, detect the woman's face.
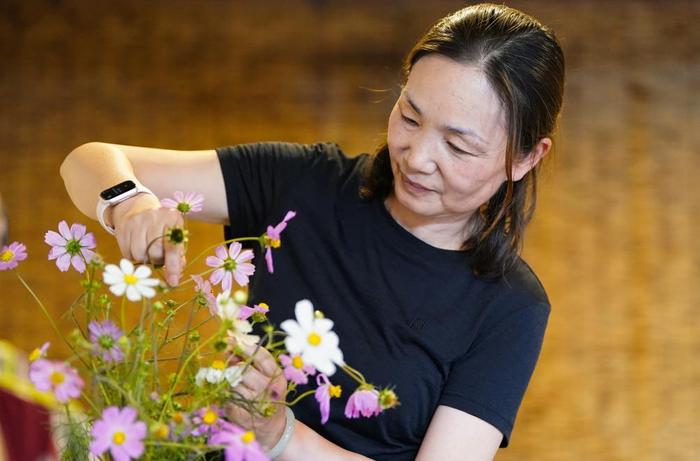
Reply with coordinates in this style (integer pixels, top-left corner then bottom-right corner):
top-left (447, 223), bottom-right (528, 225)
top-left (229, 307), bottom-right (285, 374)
top-left (386, 54), bottom-right (515, 229)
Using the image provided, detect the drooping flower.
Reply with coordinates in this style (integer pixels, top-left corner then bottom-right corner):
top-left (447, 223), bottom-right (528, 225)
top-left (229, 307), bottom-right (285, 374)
top-left (89, 406), bottom-right (147, 461)
top-left (103, 259), bottom-right (160, 301)
top-left (280, 300), bottom-right (344, 376)
top-left (28, 342), bottom-right (50, 362)
top-left (191, 406), bottom-right (225, 437)
top-left (44, 221), bottom-right (96, 273)
top-left (195, 359), bottom-right (244, 387)
top-left (378, 388), bottom-right (400, 410)
top-left (279, 353), bottom-right (316, 385)
top-left (238, 303), bottom-right (269, 321)
top-left (160, 191), bottom-right (205, 214)
top-left (29, 359), bottom-right (84, 403)
top-left (206, 243), bottom-right (255, 291)
top-left (192, 274), bottom-right (216, 315)
top-left (89, 320), bottom-right (124, 362)
top-left (0, 241), bottom-right (27, 271)
top-left (344, 386), bottom-right (381, 419)
top-left (262, 211), bottom-right (296, 273)
top-left (314, 373), bottom-right (342, 424)
top-left (209, 421), bottom-right (269, 461)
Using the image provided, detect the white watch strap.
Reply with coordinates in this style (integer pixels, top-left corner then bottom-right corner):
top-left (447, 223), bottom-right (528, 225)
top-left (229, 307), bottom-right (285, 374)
top-left (96, 181), bottom-right (155, 235)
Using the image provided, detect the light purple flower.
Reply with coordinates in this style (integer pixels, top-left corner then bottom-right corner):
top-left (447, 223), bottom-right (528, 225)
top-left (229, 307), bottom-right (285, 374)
top-left (238, 303), bottom-right (270, 321)
top-left (206, 243), bottom-right (255, 291)
top-left (280, 353), bottom-right (316, 385)
top-left (191, 406), bottom-right (225, 437)
top-left (44, 221), bottom-right (96, 273)
top-left (89, 320), bottom-right (124, 362)
top-left (29, 359), bottom-right (84, 403)
top-left (89, 406), bottom-right (146, 461)
top-left (0, 241), bottom-right (27, 271)
top-left (263, 211), bottom-right (296, 273)
top-left (209, 421), bottom-right (269, 461)
top-left (315, 374), bottom-right (341, 424)
top-left (160, 191), bottom-right (205, 214)
top-left (192, 274), bottom-right (217, 315)
top-left (344, 387), bottom-right (381, 419)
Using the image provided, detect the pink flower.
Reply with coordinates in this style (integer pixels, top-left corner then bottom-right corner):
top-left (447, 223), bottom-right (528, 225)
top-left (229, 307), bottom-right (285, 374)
top-left (344, 387), bottom-right (381, 419)
top-left (44, 221), bottom-right (96, 273)
top-left (0, 241), bottom-right (27, 271)
top-left (206, 243), bottom-right (255, 291)
top-left (280, 353), bottom-right (316, 385)
top-left (209, 421), bottom-right (269, 461)
top-left (315, 374), bottom-right (342, 424)
top-left (89, 320), bottom-right (124, 363)
top-left (192, 274), bottom-right (217, 315)
top-left (29, 359), bottom-right (84, 403)
top-left (160, 191), bottom-right (205, 214)
top-left (238, 303), bottom-right (270, 321)
top-left (191, 406), bottom-right (225, 437)
top-left (263, 211), bottom-right (296, 273)
top-left (90, 406), bottom-right (147, 461)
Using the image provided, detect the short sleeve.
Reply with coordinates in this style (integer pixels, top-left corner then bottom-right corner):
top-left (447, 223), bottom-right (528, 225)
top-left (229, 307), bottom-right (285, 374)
top-left (438, 302), bottom-right (550, 447)
top-left (215, 142), bottom-right (345, 239)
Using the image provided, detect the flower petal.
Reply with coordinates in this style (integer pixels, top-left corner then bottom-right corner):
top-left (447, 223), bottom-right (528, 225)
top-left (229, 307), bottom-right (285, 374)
top-left (44, 230), bottom-right (66, 247)
top-left (57, 221), bottom-right (72, 240)
top-left (295, 300), bottom-right (315, 331)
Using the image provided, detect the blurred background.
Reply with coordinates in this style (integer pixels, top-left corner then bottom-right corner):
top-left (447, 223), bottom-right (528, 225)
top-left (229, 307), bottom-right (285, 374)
top-left (1, 0), bottom-right (699, 459)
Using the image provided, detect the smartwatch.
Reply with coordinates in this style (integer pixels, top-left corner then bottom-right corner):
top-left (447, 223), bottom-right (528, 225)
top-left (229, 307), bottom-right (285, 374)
top-left (96, 180), bottom-right (156, 235)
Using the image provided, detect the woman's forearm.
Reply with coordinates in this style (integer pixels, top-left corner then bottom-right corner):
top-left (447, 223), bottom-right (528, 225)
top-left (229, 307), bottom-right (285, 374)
top-left (276, 420), bottom-right (374, 461)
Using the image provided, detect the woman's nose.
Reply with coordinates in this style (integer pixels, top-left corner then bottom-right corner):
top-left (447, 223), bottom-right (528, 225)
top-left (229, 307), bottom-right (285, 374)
top-left (404, 133), bottom-right (437, 174)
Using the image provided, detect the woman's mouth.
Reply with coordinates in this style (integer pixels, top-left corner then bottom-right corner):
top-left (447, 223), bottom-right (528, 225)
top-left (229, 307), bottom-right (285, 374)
top-left (400, 173), bottom-right (433, 195)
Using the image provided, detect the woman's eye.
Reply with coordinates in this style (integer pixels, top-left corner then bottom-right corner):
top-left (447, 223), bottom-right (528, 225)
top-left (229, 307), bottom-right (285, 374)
top-left (401, 114), bottom-right (418, 126)
top-left (447, 142), bottom-right (473, 156)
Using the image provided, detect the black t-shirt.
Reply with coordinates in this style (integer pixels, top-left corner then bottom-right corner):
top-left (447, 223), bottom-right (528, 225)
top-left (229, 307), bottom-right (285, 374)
top-left (216, 142), bottom-right (550, 460)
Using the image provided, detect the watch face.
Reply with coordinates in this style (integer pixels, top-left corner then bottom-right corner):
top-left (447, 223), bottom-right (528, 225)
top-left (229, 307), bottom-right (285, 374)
top-left (100, 180), bottom-right (136, 200)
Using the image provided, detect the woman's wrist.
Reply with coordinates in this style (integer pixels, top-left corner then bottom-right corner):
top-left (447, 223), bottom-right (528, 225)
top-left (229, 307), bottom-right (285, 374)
top-left (266, 407), bottom-right (295, 459)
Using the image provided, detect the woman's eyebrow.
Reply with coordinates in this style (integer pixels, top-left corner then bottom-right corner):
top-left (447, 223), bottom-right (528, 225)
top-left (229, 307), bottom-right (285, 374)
top-left (404, 92), bottom-right (489, 153)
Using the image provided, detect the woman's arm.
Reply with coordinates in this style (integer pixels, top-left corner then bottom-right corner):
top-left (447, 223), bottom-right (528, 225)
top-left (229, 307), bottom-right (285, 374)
top-left (60, 142), bottom-right (228, 284)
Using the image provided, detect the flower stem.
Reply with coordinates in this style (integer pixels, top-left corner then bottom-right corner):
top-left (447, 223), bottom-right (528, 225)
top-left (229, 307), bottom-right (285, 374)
top-left (285, 390), bottom-right (316, 406)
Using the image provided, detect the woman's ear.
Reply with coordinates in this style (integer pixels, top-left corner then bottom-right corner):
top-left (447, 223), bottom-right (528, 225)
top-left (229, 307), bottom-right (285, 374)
top-left (512, 137), bottom-right (552, 181)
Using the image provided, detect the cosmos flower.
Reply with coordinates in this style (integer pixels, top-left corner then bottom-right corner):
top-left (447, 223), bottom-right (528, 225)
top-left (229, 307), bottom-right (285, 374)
top-left (44, 221), bottom-right (96, 273)
top-left (262, 211), bottom-right (296, 273)
top-left (206, 243), bottom-right (255, 291)
top-left (29, 359), bottom-right (84, 403)
top-left (0, 241), bottom-right (27, 271)
top-left (89, 406), bottom-right (147, 461)
top-left (160, 191), bottom-right (205, 214)
top-left (208, 421), bottom-right (268, 461)
top-left (280, 300), bottom-right (344, 376)
top-left (314, 373), bottom-right (342, 424)
top-left (88, 320), bottom-right (124, 363)
top-left (279, 353), bottom-right (316, 385)
top-left (344, 387), bottom-right (381, 419)
top-left (103, 259), bottom-right (160, 301)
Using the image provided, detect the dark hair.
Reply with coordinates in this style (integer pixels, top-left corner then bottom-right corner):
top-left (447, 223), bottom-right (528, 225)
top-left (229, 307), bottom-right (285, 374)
top-left (361, 3), bottom-right (565, 278)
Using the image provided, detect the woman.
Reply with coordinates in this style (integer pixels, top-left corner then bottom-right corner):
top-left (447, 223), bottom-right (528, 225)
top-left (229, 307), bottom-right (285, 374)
top-left (60, 3), bottom-right (564, 460)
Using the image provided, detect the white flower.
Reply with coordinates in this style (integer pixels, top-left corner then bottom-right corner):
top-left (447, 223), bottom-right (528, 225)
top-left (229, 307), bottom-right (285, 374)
top-left (215, 291), bottom-right (240, 321)
top-left (103, 259), bottom-right (160, 302)
top-left (280, 300), bottom-right (344, 376)
top-left (215, 291), bottom-right (261, 348)
top-left (195, 360), bottom-right (244, 387)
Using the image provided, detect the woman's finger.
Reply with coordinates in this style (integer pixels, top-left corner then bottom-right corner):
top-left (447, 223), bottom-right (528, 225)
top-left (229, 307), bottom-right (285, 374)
top-left (240, 343), bottom-right (279, 378)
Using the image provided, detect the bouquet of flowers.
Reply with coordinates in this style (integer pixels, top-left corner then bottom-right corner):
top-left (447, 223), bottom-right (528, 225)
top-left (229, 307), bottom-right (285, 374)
top-left (0, 191), bottom-right (398, 461)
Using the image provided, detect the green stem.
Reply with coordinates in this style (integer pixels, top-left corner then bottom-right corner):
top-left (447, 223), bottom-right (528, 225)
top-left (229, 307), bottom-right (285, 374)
top-left (341, 364), bottom-right (367, 385)
top-left (285, 390), bottom-right (316, 406)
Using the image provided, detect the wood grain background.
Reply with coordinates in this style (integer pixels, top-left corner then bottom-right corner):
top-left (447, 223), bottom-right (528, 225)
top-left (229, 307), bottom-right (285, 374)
top-left (1, 1), bottom-right (698, 459)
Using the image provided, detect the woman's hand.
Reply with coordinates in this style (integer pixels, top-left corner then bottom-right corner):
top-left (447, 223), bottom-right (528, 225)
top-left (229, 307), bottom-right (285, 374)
top-left (110, 193), bottom-right (186, 286)
top-left (226, 343), bottom-right (289, 450)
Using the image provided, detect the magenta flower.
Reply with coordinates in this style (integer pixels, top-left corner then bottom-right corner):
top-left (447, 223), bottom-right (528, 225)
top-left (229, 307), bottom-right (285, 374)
top-left (160, 191), bottom-right (205, 214)
top-left (89, 320), bottom-right (124, 363)
top-left (280, 353), bottom-right (316, 385)
top-left (0, 241), bottom-right (27, 271)
top-left (262, 211), bottom-right (296, 273)
top-left (344, 387), bottom-right (381, 419)
top-left (238, 303), bottom-right (269, 321)
top-left (191, 406), bottom-right (226, 437)
top-left (44, 221), bottom-right (96, 273)
top-left (192, 274), bottom-right (217, 315)
top-left (90, 406), bottom-right (147, 461)
top-left (315, 374), bottom-right (342, 424)
top-left (29, 359), bottom-right (84, 403)
top-left (209, 421), bottom-right (269, 461)
top-left (206, 243), bottom-right (255, 291)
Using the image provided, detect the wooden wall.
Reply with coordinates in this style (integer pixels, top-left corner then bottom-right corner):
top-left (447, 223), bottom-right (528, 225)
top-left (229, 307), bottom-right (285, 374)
top-left (1, 1), bottom-right (698, 459)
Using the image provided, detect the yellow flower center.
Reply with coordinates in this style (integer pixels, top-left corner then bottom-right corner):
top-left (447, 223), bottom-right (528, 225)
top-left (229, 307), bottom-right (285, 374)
top-left (257, 302), bottom-right (269, 311)
top-left (330, 385), bottom-right (342, 398)
top-left (29, 348), bottom-right (42, 362)
top-left (292, 356), bottom-right (304, 369)
top-left (212, 359), bottom-right (226, 370)
top-left (50, 371), bottom-right (65, 385)
top-left (307, 332), bottom-right (321, 346)
top-left (203, 409), bottom-right (218, 425)
top-left (112, 431), bottom-right (126, 445)
top-left (172, 412), bottom-right (184, 424)
top-left (155, 424), bottom-right (169, 439)
top-left (124, 273), bottom-right (138, 285)
top-left (271, 239), bottom-right (281, 249)
top-left (0, 250), bottom-right (13, 262)
top-left (241, 431), bottom-right (256, 444)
